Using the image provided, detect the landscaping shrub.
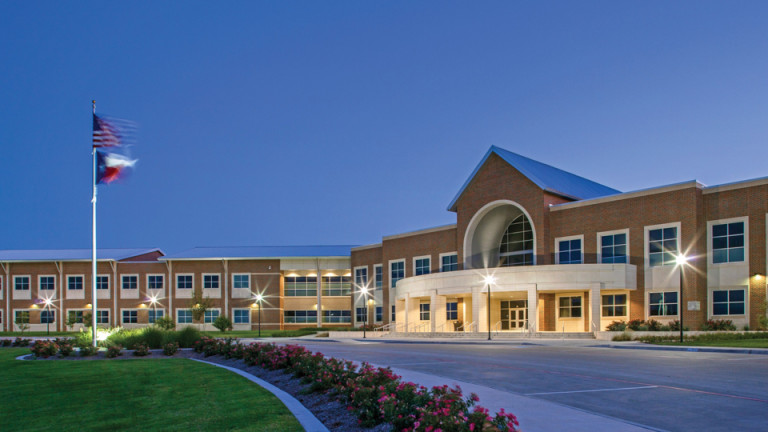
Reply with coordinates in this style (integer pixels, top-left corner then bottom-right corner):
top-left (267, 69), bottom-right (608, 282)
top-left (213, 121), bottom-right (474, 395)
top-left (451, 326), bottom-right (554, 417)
top-left (58, 340), bottom-right (74, 357)
top-left (213, 315), bottom-right (233, 332)
top-left (700, 319), bottom-right (736, 331)
top-left (142, 326), bottom-right (165, 349)
top-left (1, 339), bottom-right (12, 347)
top-left (133, 343), bottom-right (150, 356)
top-left (79, 345), bottom-right (98, 357)
top-left (606, 320), bottom-right (627, 331)
top-left (645, 319), bottom-right (662, 331)
top-left (612, 331), bottom-right (633, 342)
top-left (106, 345), bottom-right (123, 358)
top-left (31, 340), bottom-right (59, 358)
top-left (154, 315), bottom-right (176, 330)
top-left (163, 342), bottom-right (179, 356)
top-left (176, 326), bottom-right (203, 348)
top-left (626, 319), bottom-right (645, 331)
top-left (12, 337), bottom-right (31, 347)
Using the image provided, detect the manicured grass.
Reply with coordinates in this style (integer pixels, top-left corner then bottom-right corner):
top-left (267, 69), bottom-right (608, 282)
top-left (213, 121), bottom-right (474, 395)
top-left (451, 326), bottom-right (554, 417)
top-left (654, 338), bottom-right (768, 348)
top-left (201, 329), bottom-right (322, 338)
top-left (0, 348), bottom-right (303, 432)
top-left (0, 331), bottom-right (77, 337)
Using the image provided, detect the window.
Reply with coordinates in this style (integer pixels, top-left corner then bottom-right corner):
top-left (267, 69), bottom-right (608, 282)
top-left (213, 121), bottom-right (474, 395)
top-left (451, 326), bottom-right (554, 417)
top-left (649, 292), bottom-right (678, 316)
top-left (391, 305), bottom-right (396, 322)
top-left (390, 260), bottom-right (405, 288)
top-left (40, 310), bottom-right (55, 324)
top-left (178, 309), bottom-right (193, 324)
top-left (499, 214), bottom-right (534, 267)
top-left (39, 276), bottom-right (55, 291)
top-left (285, 310), bottom-right (318, 324)
top-left (602, 294), bottom-right (627, 317)
top-left (415, 257), bottom-right (430, 276)
top-left (557, 238), bottom-right (582, 264)
top-left (148, 275), bottom-right (164, 290)
top-left (322, 310), bottom-right (351, 323)
top-left (374, 265), bottom-right (383, 290)
top-left (648, 227), bottom-right (678, 267)
top-left (356, 307), bottom-right (367, 323)
top-left (68, 310), bottom-right (84, 324)
top-left (321, 276), bottom-right (351, 296)
top-left (122, 275), bottom-right (138, 290)
top-left (601, 233), bottom-right (627, 264)
top-left (177, 275), bottom-right (193, 289)
top-left (14, 276), bottom-right (30, 291)
top-left (148, 310), bottom-right (164, 323)
top-left (204, 310), bottom-right (220, 323)
top-left (713, 289), bottom-right (745, 315)
top-left (446, 302), bottom-right (458, 320)
top-left (441, 254), bottom-right (458, 272)
top-left (68, 276), bottom-right (83, 290)
top-left (419, 303), bottom-right (430, 321)
top-left (97, 310), bottom-right (109, 324)
top-left (355, 267), bottom-right (368, 287)
top-left (284, 277), bottom-right (317, 297)
top-left (375, 306), bottom-right (383, 322)
top-left (712, 222), bottom-right (745, 264)
top-left (96, 275), bottom-right (109, 290)
top-left (558, 296), bottom-right (582, 318)
top-left (233, 274), bottom-right (250, 289)
top-left (122, 310), bottom-right (138, 324)
top-left (15, 310), bottom-right (30, 324)
top-left (203, 274), bottom-right (219, 289)
top-left (233, 309), bottom-right (250, 324)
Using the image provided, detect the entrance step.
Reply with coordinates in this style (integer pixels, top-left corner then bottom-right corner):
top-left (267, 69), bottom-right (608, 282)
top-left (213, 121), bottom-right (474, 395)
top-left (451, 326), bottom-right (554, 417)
top-left (384, 331), bottom-right (595, 340)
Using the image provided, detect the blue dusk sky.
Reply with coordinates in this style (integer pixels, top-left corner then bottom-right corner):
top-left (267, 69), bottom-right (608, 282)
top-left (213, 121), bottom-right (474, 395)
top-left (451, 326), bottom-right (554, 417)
top-left (1, 1), bottom-right (768, 255)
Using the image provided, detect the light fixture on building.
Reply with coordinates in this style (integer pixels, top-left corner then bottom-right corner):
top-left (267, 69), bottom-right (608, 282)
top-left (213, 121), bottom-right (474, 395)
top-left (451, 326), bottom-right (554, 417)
top-left (753, 273), bottom-right (764, 281)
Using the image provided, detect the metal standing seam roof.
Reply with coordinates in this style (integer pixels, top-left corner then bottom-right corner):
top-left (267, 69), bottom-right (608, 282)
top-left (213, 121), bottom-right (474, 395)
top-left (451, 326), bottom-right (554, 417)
top-left (161, 245), bottom-right (357, 260)
top-left (447, 146), bottom-right (621, 211)
top-left (0, 248), bottom-right (163, 262)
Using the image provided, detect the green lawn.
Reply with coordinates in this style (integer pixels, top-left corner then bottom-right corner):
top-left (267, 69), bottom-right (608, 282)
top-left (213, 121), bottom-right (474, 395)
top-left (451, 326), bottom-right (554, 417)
top-left (1, 328), bottom-right (324, 339)
top-left (0, 348), bottom-right (303, 432)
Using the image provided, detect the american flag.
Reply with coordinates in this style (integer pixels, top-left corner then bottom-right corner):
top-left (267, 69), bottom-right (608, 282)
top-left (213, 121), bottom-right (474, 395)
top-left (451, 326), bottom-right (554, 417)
top-left (92, 114), bottom-right (136, 148)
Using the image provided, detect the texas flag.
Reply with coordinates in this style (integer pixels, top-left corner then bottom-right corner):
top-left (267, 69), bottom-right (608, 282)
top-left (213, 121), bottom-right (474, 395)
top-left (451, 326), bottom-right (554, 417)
top-left (96, 150), bottom-right (137, 184)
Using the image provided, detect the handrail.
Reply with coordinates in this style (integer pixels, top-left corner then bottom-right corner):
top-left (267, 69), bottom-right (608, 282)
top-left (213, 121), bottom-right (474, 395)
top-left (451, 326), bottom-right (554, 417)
top-left (493, 321), bottom-right (502, 336)
top-left (395, 322), bottom-right (406, 333)
top-left (375, 323), bottom-right (395, 332)
top-left (436, 322), bottom-right (445, 333)
top-left (463, 321), bottom-right (477, 333)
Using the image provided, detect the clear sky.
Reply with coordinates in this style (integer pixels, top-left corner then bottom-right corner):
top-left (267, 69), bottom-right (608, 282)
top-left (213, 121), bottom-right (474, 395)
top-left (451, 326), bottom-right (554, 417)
top-left (1, 1), bottom-right (767, 254)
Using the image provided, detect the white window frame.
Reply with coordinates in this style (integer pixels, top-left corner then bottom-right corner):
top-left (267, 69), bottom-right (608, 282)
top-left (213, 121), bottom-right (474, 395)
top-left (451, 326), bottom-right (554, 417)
top-left (204, 308), bottom-right (222, 324)
top-left (202, 273), bottom-right (221, 290)
top-left (419, 302), bottom-right (430, 321)
top-left (353, 266), bottom-right (369, 288)
top-left (644, 222), bottom-right (682, 269)
top-left (373, 264), bottom-right (383, 290)
top-left (601, 293), bottom-right (628, 318)
top-left (555, 235), bottom-right (584, 265)
top-left (439, 252), bottom-right (459, 272)
top-left (413, 255), bottom-right (431, 276)
top-left (597, 229), bottom-right (630, 264)
top-left (148, 308), bottom-right (166, 324)
top-left (707, 216), bottom-right (748, 266)
top-left (232, 308), bottom-right (251, 324)
top-left (232, 273), bottom-right (250, 290)
top-left (647, 290), bottom-right (679, 318)
top-left (96, 274), bottom-right (110, 290)
top-left (389, 259), bottom-right (405, 289)
top-left (710, 286), bottom-right (747, 317)
top-left (121, 308), bottom-right (139, 324)
top-left (13, 275), bottom-right (31, 291)
top-left (176, 273), bottom-right (194, 290)
top-left (66, 275), bottom-right (85, 290)
top-left (146, 274), bottom-right (165, 290)
top-left (176, 308), bottom-right (193, 324)
top-left (38, 275), bottom-right (57, 293)
top-left (121, 274), bottom-right (139, 290)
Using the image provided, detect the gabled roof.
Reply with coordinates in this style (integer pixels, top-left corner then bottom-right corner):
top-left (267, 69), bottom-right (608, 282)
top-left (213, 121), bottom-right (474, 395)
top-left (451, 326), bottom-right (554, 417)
top-left (0, 248), bottom-right (163, 262)
top-left (447, 146), bottom-right (621, 211)
top-left (161, 245), bottom-right (356, 260)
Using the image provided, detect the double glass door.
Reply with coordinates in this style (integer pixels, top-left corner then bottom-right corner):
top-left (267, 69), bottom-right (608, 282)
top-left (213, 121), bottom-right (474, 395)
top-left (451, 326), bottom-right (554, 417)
top-left (500, 300), bottom-right (528, 330)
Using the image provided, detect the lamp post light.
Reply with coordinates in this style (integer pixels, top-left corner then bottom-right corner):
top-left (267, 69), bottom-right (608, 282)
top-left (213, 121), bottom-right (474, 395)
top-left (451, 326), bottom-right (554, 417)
top-left (359, 286), bottom-right (369, 339)
top-left (676, 254), bottom-right (688, 343)
top-left (42, 298), bottom-right (53, 336)
top-left (484, 275), bottom-right (496, 341)
top-left (255, 294), bottom-right (264, 338)
top-left (147, 295), bottom-right (159, 323)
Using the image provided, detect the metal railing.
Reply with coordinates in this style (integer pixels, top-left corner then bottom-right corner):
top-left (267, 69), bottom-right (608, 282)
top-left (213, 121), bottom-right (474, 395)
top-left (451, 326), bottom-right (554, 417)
top-left (493, 321), bottom-right (502, 336)
top-left (375, 323), bottom-right (395, 332)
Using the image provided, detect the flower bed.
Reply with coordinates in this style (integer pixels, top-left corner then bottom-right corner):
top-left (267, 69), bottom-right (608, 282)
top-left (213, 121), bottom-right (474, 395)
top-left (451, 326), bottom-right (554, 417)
top-left (193, 337), bottom-right (519, 431)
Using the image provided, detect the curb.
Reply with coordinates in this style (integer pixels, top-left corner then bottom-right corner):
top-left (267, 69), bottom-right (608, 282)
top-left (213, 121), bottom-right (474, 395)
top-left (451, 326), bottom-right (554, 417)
top-left (595, 343), bottom-right (768, 355)
top-left (191, 359), bottom-right (329, 432)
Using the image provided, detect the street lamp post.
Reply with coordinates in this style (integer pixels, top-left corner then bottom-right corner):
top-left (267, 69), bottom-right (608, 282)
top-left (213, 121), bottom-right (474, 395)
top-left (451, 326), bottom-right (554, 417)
top-left (147, 295), bottom-right (159, 324)
top-left (42, 298), bottom-right (53, 336)
top-left (359, 286), bottom-right (369, 339)
top-left (676, 254), bottom-right (688, 343)
top-left (484, 275), bottom-right (496, 341)
top-left (255, 294), bottom-right (263, 338)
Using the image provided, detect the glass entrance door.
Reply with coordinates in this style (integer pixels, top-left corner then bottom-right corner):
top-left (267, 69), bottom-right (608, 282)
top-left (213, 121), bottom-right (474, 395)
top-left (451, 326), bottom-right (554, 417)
top-left (500, 300), bottom-right (528, 330)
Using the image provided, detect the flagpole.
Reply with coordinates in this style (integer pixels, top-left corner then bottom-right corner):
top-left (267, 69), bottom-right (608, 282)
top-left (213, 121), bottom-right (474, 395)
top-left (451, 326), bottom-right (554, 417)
top-left (91, 100), bottom-right (98, 348)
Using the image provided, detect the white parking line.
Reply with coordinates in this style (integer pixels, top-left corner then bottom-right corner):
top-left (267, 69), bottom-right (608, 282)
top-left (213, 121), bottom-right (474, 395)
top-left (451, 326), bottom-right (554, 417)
top-left (526, 385), bottom-right (657, 396)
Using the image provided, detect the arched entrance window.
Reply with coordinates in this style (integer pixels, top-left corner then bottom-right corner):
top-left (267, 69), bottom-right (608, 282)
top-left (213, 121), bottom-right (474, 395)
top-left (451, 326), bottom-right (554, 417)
top-left (498, 215), bottom-right (534, 267)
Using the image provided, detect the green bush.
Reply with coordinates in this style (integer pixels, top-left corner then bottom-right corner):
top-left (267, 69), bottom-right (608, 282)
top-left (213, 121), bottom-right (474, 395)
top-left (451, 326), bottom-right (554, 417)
top-left (142, 326), bottom-right (165, 349)
top-left (79, 345), bottom-right (98, 357)
top-left (163, 342), bottom-right (179, 356)
top-left (606, 320), bottom-right (627, 331)
top-left (612, 331), bottom-right (633, 341)
top-left (106, 345), bottom-right (123, 358)
top-left (213, 315), bottom-right (233, 332)
top-left (133, 343), bottom-right (150, 356)
top-left (700, 319), bottom-right (736, 331)
top-left (176, 326), bottom-right (203, 348)
top-left (154, 316), bottom-right (176, 330)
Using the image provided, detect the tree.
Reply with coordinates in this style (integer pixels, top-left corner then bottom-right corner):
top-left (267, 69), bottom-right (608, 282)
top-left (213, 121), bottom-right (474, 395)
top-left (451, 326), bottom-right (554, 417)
top-left (190, 290), bottom-right (214, 331)
top-left (213, 315), bottom-right (233, 332)
top-left (15, 313), bottom-right (29, 334)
